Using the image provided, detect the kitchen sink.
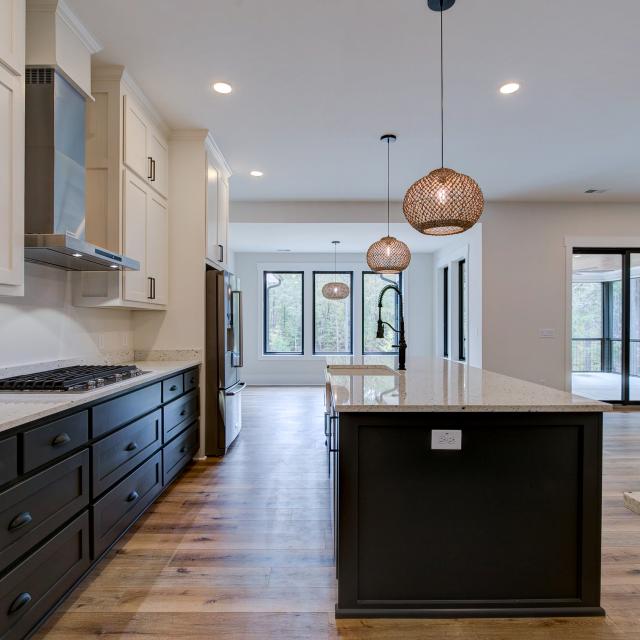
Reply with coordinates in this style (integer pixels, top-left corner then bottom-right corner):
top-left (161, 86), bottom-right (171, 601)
top-left (327, 364), bottom-right (398, 376)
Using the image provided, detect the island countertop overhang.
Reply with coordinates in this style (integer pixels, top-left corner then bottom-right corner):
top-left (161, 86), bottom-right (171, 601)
top-left (325, 356), bottom-right (610, 413)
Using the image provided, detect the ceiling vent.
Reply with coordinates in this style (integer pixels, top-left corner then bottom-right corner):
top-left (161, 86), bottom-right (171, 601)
top-left (584, 188), bottom-right (609, 194)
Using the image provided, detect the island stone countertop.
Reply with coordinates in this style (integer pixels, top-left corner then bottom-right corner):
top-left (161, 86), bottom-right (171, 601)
top-left (0, 360), bottom-right (201, 434)
top-left (326, 356), bottom-right (610, 413)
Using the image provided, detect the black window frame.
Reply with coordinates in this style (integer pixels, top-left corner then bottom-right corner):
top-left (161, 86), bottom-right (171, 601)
top-left (263, 270), bottom-right (305, 356)
top-left (443, 266), bottom-right (449, 358)
top-left (312, 271), bottom-right (354, 355)
top-left (458, 259), bottom-right (466, 362)
top-left (361, 271), bottom-right (403, 355)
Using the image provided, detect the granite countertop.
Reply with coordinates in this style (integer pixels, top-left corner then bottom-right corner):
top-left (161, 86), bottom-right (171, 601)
top-left (0, 360), bottom-right (201, 434)
top-left (325, 356), bottom-right (610, 413)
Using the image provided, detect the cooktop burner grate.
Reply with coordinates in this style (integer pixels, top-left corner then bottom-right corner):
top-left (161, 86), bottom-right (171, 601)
top-left (0, 365), bottom-right (145, 392)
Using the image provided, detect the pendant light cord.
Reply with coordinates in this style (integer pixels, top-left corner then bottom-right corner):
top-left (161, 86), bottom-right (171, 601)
top-left (386, 137), bottom-right (390, 237)
top-left (440, 0), bottom-right (444, 168)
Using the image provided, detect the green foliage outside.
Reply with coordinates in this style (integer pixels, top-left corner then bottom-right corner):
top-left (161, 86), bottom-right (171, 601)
top-left (265, 272), bottom-right (303, 353)
top-left (314, 273), bottom-right (351, 353)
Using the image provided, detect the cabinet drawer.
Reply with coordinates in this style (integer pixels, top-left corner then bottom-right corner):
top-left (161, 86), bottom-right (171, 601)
top-left (92, 450), bottom-right (162, 558)
top-left (22, 411), bottom-right (88, 473)
top-left (184, 368), bottom-right (199, 392)
top-left (0, 438), bottom-right (17, 488)
top-left (163, 390), bottom-right (199, 442)
top-left (163, 421), bottom-right (198, 485)
top-left (92, 383), bottom-right (161, 438)
top-left (0, 511), bottom-right (90, 640)
top-left (0, 450), bottom-right (89, 572)
top-left (162, 375), bottom-right (183, 402)
top-left (92, 409), bottom-right (162, 498)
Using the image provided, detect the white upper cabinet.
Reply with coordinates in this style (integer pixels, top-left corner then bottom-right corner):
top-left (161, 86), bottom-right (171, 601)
top-left (0, 0), bottom-right (25, 76)
top-left (73, 65), bottom-right (169, 310)
top-left (124, 93), bottom-right (168, 199)
top-left (205, 137), bottom-right (231, 269)
top-left (0, 0), bottom-right (24, 297)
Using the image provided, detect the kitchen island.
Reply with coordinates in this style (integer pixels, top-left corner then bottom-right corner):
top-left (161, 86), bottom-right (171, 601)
top-left (326, 357), bottom-right (610, 619)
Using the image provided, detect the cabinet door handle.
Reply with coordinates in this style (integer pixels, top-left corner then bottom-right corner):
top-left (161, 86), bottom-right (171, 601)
top-left (51, 432), bottom-right (71, 447)
top-left (125, 442), bottom-right (138, 452)
top-left (151, 158), bottom-right (156, 182)
top-left (147, 156), bottom-right (153, 180)
top-left (148, 276), bottom-right (153, 299)
top-left (8, 511), bottom-right (33, 531)
top-left (218, 244), bottom-right (224, 263)
top-left (126, 490), bottom-right (139, 502)
top-left (152, 277), bottom-right (156, 300)
top-left (8, 592), bottom-right (32, 615)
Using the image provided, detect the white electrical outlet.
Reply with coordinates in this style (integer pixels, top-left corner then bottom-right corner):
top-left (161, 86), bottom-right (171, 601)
top-left (431, 429), bottom-right (462, 450)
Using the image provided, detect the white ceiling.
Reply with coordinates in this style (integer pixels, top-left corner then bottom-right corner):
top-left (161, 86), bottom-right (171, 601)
top-left (68, 0), bottom-right (640, 203)
top-left (229, 222), bottom-right (458, 253)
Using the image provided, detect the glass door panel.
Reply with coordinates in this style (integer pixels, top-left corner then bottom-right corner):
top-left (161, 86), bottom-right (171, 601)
top-left (630, 254), bottom-right (640, 401)
top-left (572, 252), bottom-right (623, 401)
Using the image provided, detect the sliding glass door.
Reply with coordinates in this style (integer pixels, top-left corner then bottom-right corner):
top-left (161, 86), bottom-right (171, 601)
top-left (572, 249), bottom-right (640, 404)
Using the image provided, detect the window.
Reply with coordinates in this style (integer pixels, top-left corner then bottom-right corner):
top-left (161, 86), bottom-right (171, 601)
top-left (443, 267), bottom-right (449, 357)
top-left (458, 259), bottom-right (467, 361)
top-left (263, 271), bottom-right (304, 354)
top-left (362, 272), bottom-right (402, 354)
top-left (313, 272), bottom-right (353, 354)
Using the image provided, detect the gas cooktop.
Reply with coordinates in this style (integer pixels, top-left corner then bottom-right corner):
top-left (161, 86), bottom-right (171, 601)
top-left (0, 365), bottom-right (147, 393)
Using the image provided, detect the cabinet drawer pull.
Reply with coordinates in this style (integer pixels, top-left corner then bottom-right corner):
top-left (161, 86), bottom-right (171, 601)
top-left (8, 592), bottom-right (32, 615)
top-left (189, 377), bottom-right (195, 385)
top-left (169, 385), bottom-right (177, 392)
top-left (125, 441), bottom-right (138, 452)
top-left (51, 432), bottom-right (71, 447)
top-left (8, 511), bottom-right (33, 531)
top-left (180, 409), bottom-right (187, 416)
top-left (126, 490), bottom-right (139, 502)
top-left (180, 446), bottom-right (188, 454)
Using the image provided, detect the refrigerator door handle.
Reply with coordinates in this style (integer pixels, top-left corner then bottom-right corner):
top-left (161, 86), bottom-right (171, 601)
top-left (232, 290), bottom-right (244, 368)
top-left (225, 381), bottom-right (246, 396)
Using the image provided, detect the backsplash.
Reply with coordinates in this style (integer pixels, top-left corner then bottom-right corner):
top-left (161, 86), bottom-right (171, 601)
top-left (0, 264), bottom-right (133, 370)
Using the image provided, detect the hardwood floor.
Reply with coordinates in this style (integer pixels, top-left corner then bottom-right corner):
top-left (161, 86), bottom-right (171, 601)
top-left (36, 388), bottom-right (640, 639)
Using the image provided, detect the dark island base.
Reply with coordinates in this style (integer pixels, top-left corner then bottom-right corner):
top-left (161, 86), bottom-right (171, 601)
top-left (336, 411), bottom-right (604, 618)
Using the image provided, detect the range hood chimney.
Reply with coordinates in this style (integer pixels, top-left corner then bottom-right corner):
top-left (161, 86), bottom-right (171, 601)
top-left (24, 67), bottom-right (139, 272)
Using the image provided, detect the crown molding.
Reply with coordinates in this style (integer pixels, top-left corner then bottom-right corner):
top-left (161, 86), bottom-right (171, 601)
top-left (121, 68), bottom-right (170, 135)
top-left (53, 0), bottom-right (102, 54)
top-left (170, 129), bottom-right (209, 142)
top-left (205, 132), bottom-right (232, 178)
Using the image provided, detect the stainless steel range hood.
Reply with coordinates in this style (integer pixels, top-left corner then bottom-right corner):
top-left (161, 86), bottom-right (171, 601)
top-left (24, 68), bottom-right (139, 272)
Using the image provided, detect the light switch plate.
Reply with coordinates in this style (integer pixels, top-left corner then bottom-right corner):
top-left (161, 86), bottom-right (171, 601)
top-left (539, 328), bottom-right (556, 338)
top-left (431, 429), bottom-right (462, 450)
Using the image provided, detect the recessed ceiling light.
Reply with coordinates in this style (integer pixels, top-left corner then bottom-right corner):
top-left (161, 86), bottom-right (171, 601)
top-left (250, 170), bottom-right (264, 177)
top-left (499, 82), bottom-right (520, 95)
top-left (72, 252), bottom-right (82, 258)
top-left (212, 82), bottom-right (233, 94)
top-left (109, 264), bottom-right (119, 269)
top-left (277, 249), bottom-right (291, 252)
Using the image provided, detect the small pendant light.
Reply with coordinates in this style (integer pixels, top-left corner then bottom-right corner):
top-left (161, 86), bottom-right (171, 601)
top-left (403, 0), bottom-right (484, 236)
top-left (322, 241), bottom-right (350, 300)
top-left (366, 134), bottom-right (411, 274)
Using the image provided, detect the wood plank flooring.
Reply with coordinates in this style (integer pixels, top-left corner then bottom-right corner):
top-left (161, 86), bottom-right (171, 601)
top-left (35, 388), bottom-right (640, 639)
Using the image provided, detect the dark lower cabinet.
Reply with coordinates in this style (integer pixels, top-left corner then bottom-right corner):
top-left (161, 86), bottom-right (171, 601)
top-left (0, 365), bottom-right (200, 639)
top-left (163, 421), bottom-right (199, 485)
top-left (0, 511), bottom-right (90, 640)
top-left (0, 450), bottom-right (90, 570)
top-left (92, 451), bottom-right (163, 558)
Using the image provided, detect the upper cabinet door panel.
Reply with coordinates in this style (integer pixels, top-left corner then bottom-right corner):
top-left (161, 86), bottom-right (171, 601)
top-left (217, 174), bottom-right (229, 266)
top-left (0, 0), bottom-right (25, 76)
top-left (148, 128), bottom-right (168, 198)
top-left (123, 170), bottom-right (149, 304)
top-left (0, 66), bottom-right (23, 292)
top-left (123, 95), bottom-right (149, 182)
top-left (205, 157), bottom-right (218, 263)
top-left (146, 194), bottom-right (168, 306)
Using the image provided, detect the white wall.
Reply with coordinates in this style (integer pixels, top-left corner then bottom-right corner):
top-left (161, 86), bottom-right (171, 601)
top-left (481, 202), bottom-right (640, 390)
top-left (234, 251), bottom-right (433, 385)
top-left (0, 263), bottom-right (132, 368)
top-left (432, 224), bottom-right (483, 368)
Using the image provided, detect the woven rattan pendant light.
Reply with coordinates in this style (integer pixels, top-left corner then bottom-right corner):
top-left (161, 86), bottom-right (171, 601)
top-left (322, 241), bottom-right (350, 300)
top-left (366, 134), bottom-right (411, 274)
top-left (403, 0), bottom-right (484, 236)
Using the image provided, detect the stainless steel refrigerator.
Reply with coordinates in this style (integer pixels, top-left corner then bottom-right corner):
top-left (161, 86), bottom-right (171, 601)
top-left (205, 268), bottom-right (245, 455)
